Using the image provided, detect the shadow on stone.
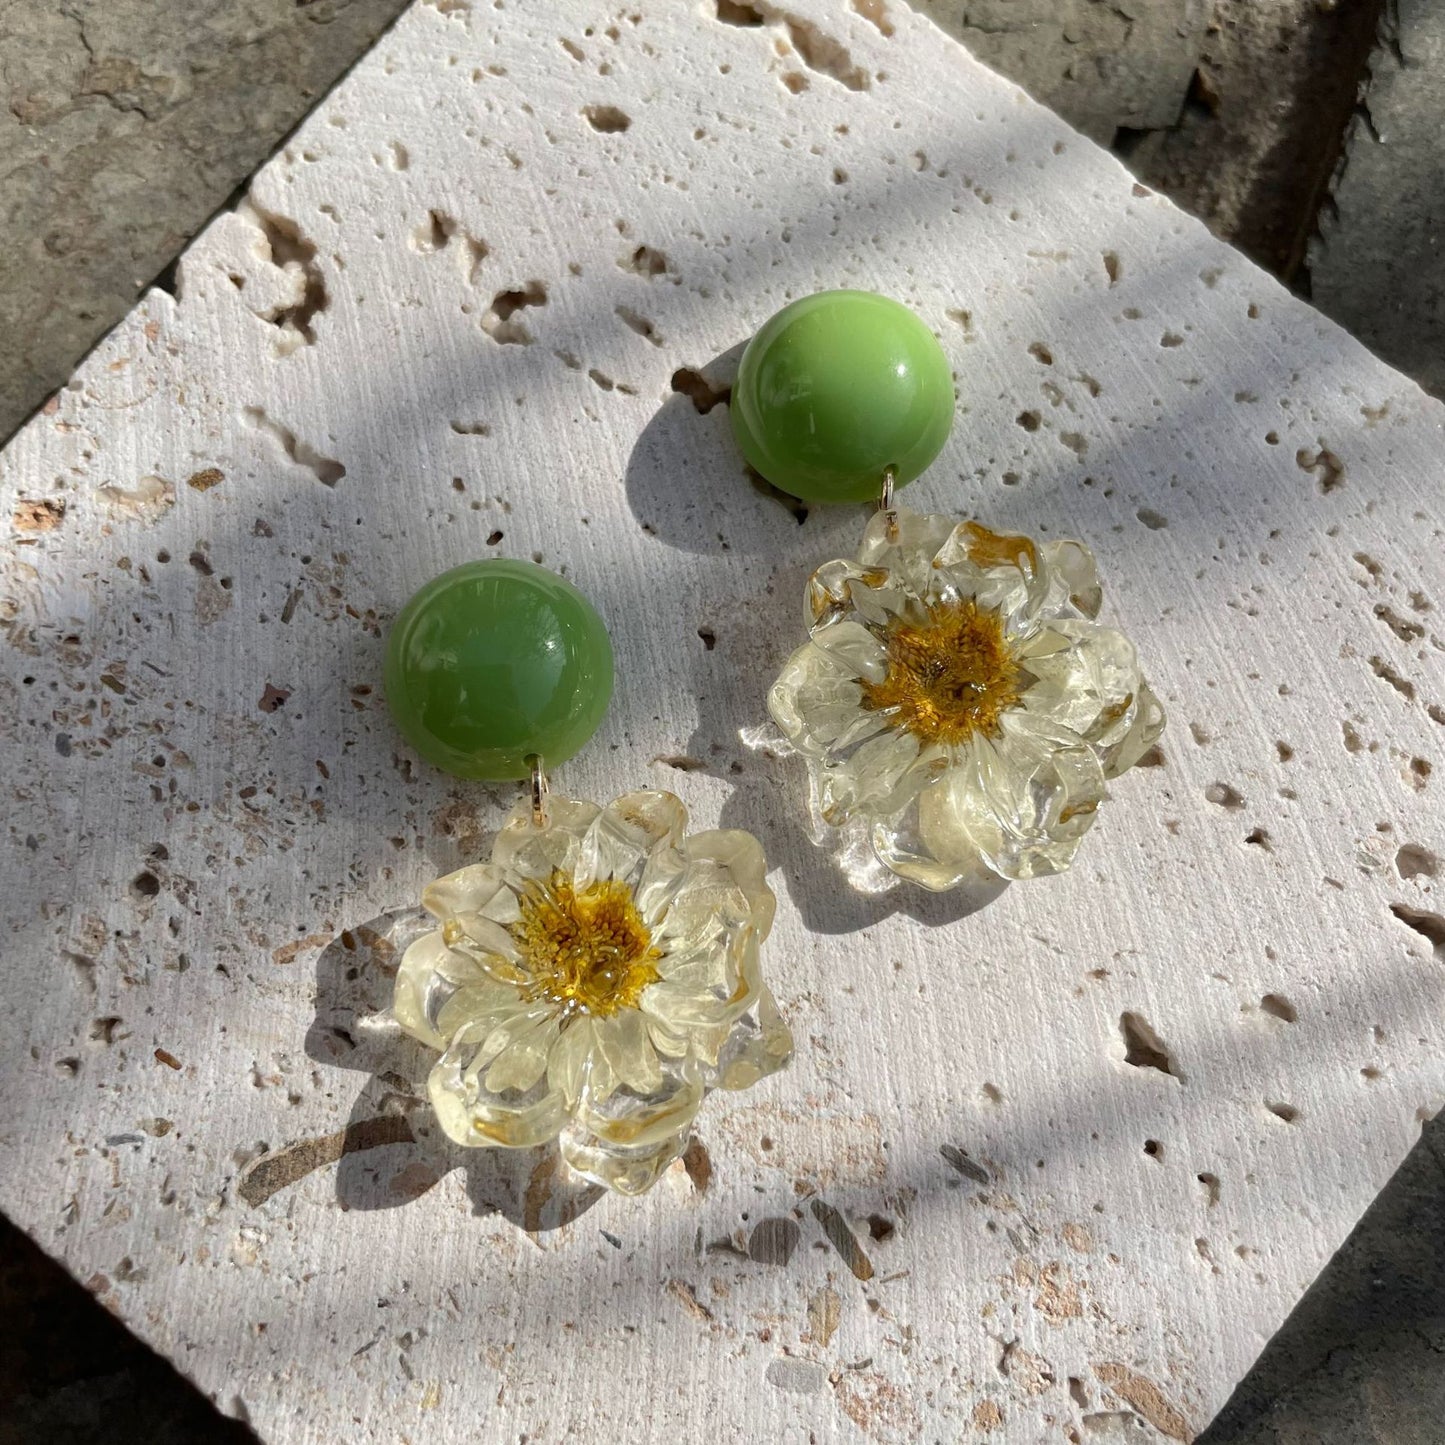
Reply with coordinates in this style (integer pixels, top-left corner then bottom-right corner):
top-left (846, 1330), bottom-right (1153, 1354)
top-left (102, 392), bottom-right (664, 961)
top-left (237, 911), bottom-right (605, 1231)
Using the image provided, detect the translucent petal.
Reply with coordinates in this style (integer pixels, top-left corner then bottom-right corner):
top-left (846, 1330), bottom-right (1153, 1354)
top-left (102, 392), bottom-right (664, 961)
top-left (929, 713), bottom-right (1107, 880)
top-left (817, 727), bottom-right (944, 827)
top-left (805, 557), bottom-right (910, 633)
top-left (870, 795), bottom-right (985, 893)
top-left (559, 1127), bottom-right (690, 1196)
top-left (856, 505), bottom-right (958, 595)
top-left (1042, 538), bottom-right (1102, 619)
top-left (592, 1009), bottom-right (664, 1095)
top-left (421, 864), bottom-right (512, 922)
top-left (490, 795), bottom-right (601, 880)
top-left (1019, 619), bottom-right (1161, 777)
top-left (932, 520), bottom-right (1055, 633)
top-left (768, 641), bottom-right (889, 757)
top-left (469, 1003), bottom-right (558, 1078)
top-left (569, 1070), bottom-right (703, 1151)
top-left (683, 829), bottom-right (776, 940)
top-left (392, 929), bottom-right (454, 1049)
top-left (483, 1015), bottom-right (561, 1095)
top-left (435, 980), bottom-right (531, 1045)
top-left (428, 1021), bottom-right (568, 1149)
top-left (573, 791), bottom-right (688, 890)
top-left (1110, 679), bottom-right (1166, 777)
top-left (633, 840), bottom-right (693, 931)
top-left (559, 1073), bottom-right (703, 1194)
top-left (547, 1016), bottom-right (599, 1108)
top-left (808, 617), bottom-right (889, 677)
top-left (708, 981), bottom-right (794, 1091)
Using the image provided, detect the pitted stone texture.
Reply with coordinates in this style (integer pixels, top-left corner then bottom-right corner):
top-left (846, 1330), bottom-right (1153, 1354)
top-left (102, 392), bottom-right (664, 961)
top-left (1311, 0), bottom-right (1445, 400)
top-left (1, 3), bottom-right (1443, 1443)
top-left (0, 0), bottom-right (412, 444)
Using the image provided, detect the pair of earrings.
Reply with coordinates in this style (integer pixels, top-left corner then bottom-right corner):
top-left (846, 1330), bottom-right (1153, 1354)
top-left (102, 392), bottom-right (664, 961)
top-left (382, 290), bottom-right (1164, 1195)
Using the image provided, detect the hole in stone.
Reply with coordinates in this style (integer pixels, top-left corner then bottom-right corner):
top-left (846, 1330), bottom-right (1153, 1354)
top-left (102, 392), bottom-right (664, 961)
top-left (242, 406), bottom-right (346, 486)
top-left (672, 367), bottom-right (730, 414)
top-left (622, 244), bottom-right (671, 278)
top-left (1027, 342), bottom-right (1053, 366)
top-left (1197, 1172), bottom-right (1220, 1206)
top-left (1389, 903), bottom-right (1445, 957)
top-left (1102, 251), bottom-right (1121, 286)
top-left (242, 200), bottom-right (328, 348)
top-left (746, 463), bottom-right (807, 524)
top-left (1266, 1101), bottom-right (1299, 1123)
top-left (1244, 827), bottom-right (1271, 850)
top-left (1204, 782), bottom-right (1245, 810)
top-left (615, 305), bottom-right (662, 345)
top-left (583, 104), bottom-right (631, 132)
top-left (1016, 410), bottom-right (1041, 432)
top-left (715, 0), bottom-right (764, 23)
top-left (483, 281), bottom-right (547, 344)
top-left (1136, 508), bottom-right (1167, 530)
top-left (1119, 1011), bottom-right (1181, 1080)
top-left (1369, 655), bottom-right (1416, 700)
top-left (697, 627), bottom-right (717, 651)
top-left (853, 0), bottom-right (894, 35)
top-left (1260, 993), bottom-right (1296, 1023)
top-left (1396, 844), bottom-right (1440, 881)
top-left (783, 16), bottom-right (869, 89)
top-left (1296, 445), bottom-right (1346, 494)
top-left (131, 871), bottom-right (161, 899)
top-left (1143, 1138), bottom-right (1163, 1160)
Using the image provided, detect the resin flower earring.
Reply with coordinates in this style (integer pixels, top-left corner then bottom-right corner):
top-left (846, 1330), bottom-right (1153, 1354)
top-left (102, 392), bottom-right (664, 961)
top-left (383, 559), bottom-right (791, 1194)
top-left (735, 291), bottom-right (1164, 891)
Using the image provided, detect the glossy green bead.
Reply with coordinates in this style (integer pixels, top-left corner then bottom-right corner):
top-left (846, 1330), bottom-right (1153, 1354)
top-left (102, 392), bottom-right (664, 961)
top-left (731, 289), bottom-right (955, 504)
top-left (384, 560), bottom-right (613, 782)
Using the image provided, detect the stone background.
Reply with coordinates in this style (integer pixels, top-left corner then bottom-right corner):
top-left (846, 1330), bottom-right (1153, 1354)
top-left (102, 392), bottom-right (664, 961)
top-left (1, 1), bottom-right (1441, 1441)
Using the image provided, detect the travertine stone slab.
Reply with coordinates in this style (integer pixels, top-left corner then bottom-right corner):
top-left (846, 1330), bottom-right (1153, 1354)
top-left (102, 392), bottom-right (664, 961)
top-left (2, 2), bottom-right (1442, 1441)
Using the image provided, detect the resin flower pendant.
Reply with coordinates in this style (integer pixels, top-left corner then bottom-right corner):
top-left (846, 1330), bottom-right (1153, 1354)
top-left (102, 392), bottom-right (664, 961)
top-left (385, 560), bottom-right (792, 1195)
top-left (768, 505), bottom-right (1164, 890)
top-left (392, 790), bottom-right (790, 1195)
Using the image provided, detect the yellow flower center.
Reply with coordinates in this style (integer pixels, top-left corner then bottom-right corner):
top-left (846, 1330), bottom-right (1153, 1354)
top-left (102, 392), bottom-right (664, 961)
top-left (509, 870), bottom-right (663, 1019)
top-left (860, 599), bottom-right (1022, 746)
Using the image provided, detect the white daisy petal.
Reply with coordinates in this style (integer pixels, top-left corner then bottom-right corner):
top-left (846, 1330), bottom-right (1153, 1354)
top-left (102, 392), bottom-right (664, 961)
top-left (593, 1010), bottom-right (665, 1095)
top-left (427, 1020), bottom-right (568, 1149)
top-left (420, 863), bottom-right (511, 922)
top-left (1020, 619), bottom-right (1165, 777)
top-left (932, 713), bottom-right (1107, 880)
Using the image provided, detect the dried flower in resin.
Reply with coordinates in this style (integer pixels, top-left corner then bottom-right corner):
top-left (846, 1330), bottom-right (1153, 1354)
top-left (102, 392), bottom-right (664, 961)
top-left (769, 507), bottom-right (1164, 888)
top-left (393, 791), bottom-right (791, 1194)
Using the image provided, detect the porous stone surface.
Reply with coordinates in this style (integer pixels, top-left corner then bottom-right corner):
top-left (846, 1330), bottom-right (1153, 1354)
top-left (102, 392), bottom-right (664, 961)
top-left (0, 0), bottom-right (412, 445)
top-left (1, 2), bottom-right (1443, 1442)
top-left (1311, 0), bottom-right (1445, 400)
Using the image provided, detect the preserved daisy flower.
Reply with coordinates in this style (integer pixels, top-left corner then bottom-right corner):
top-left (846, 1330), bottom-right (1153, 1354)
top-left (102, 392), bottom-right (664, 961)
top-left (393, 791), bottom-right (791, 1195)
top-left (768, 506), bottom-right (1164, 890)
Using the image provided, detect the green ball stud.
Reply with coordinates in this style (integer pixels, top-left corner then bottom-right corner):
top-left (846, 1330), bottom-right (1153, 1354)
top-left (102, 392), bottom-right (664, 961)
top-left (384, 559), bottom-right (613, 781)
top-left (730, 289), bottom-right (955, 505)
